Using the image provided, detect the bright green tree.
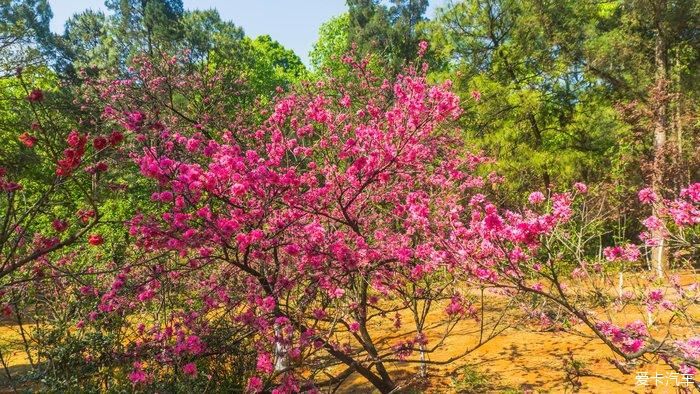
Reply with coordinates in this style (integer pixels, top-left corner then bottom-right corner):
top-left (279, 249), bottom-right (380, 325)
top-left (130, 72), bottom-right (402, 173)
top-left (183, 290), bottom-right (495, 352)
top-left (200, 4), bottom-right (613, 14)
top-left (310, 13), bottom-right (350, 74)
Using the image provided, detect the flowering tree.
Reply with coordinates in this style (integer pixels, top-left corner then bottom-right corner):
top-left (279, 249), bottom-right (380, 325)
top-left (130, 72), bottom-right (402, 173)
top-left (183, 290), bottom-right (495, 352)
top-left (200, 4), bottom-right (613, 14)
top-left (457, 182), bottom-right (700, 390)
top-left (0, 66), bottom-right (131, 387)
top-left (0, 68), bottom-right (127, 293)
top-left (61, 49), bottom-right (541, 393)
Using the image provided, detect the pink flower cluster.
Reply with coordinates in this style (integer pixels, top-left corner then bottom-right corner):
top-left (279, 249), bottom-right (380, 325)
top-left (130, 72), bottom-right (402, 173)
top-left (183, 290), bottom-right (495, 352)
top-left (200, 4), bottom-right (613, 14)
top-left (603, 244), bottom-right (641, 262)
top-left (638, 183), bottom-right (700, 245)
top-left (595, 321), bottom-right (646, 354)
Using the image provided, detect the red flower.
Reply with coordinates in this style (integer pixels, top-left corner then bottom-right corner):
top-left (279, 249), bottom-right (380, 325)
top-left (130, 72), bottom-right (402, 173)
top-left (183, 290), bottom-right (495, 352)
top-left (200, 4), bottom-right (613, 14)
top-left (93, 136), bottom-right (108, 150)
top-left (27, 88), bottom-right (43, 102)
top-left (52, 219), bottom-right (68, 233)
top-left (108, 131), bottom-right (124, 146)
top-left (66, 130), bottom-right (86, 148)
top-left (78, 209), bottom-right (95, 224)
top-left (1, 304), bottom-right (12, 317)
top-left (19, 132), bottom-right (37, 148)
top-left (88, 234), bottom-right (104, 246)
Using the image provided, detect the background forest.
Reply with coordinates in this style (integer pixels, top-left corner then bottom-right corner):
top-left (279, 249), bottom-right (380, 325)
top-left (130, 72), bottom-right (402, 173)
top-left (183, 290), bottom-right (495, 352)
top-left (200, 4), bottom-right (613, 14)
top-left (0, 0), bottom-right (699, 392)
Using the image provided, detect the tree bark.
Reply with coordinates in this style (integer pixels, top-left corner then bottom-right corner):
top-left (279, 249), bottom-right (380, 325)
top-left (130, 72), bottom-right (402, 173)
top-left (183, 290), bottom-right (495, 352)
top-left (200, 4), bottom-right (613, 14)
top-left (273, 323), bottom-right (289, 372)
top-left (650, 0), bottom-right (668, 274)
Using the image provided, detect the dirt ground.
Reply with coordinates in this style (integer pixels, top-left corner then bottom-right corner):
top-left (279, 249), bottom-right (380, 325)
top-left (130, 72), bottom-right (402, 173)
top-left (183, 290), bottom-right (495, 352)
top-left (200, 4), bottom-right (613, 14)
top-left (339, 319), bottom-right (683, 393)
top-left (336, 272), bottom-right (699, 393)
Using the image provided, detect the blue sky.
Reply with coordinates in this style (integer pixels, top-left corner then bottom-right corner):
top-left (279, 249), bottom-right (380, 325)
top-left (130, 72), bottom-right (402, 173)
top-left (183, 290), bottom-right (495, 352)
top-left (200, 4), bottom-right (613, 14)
top-left (47, 0), bottom-right (446, 66)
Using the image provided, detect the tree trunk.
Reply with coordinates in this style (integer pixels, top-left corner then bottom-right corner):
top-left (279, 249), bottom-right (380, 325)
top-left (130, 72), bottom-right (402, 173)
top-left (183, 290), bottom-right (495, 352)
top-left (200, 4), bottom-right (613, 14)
top-left (617, 271), bottom-right (624, 297)
top-left (673, 52), bottom-right (682, 157)
top-left (419, 338), bottom-right (427, 378)
top-left (650, 1), bottom-right (668, 274)
top-left (273, 323), bottom-right (289, 372)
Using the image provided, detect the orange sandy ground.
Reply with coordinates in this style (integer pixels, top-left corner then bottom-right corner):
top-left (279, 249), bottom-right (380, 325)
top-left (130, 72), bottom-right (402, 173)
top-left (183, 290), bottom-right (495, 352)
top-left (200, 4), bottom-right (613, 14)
top-left (338, 311), bottom-right (688, 393)
top-left (335, 272), bottom-right (699, 393)
top-left (0, 272), bottom-right (697, 393)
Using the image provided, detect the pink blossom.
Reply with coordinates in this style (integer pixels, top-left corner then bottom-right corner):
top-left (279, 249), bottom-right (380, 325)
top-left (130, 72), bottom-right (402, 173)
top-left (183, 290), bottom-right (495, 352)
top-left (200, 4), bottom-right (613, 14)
top-left (445, 294), bottom-right (465, 316)
top-left (642, 215), bottom-right (663, 231)
top-left (551, 193), bottom-right (573, 220)
top-left (417, 40), bottom-right (429, 57)
top-left (603, 244), bottom-right (641, 262)
top-left (624, 320), bottom-right (648, 337)
top-left (573, 182), bottom-right (588, 193)
top-left (328, 287), bottom-right (345, 299)
top-left (182, 362), bottom-right (197, 377)
top-left (677, 337), bottom-right (700, 360)
top-left (260, 296), bottom-right (276, 313)
top-left (125, 111), bottom-right (145, 131)
top-left (247, 376), bottom-right (264, 393)
top-left (622, 244), bottom-right (641, 261)
top-left (528, 191), bottom-right (545, 205)
top-left (680, 183), bottom-right (700, 203)
top-left (603, 246), bottom-right (623, 261)
top-left (256, 352), bottom-right (274, 374)
top-left (392, 340), bottom-right (414, 361)
top-left (647, 289), bottom-right (663, 303)
top-left (638, 187), bottom-right (658, 204)
top-left (679, 364), bottom-right (697, 376)
top-left (571, 267), bottom-right (586, 279)
top-left (137, 288), bottom-right (156, 302)
top-left (470, 90), bottom-right (481, 102)
top-left (668, 199), bottom-right (700, 226)
top-left (184, 335), bottom-right (205, 355)
top-left (129, 363), bottom-right (148, 384)
top-left (621, 338), bottom-right (643, 354)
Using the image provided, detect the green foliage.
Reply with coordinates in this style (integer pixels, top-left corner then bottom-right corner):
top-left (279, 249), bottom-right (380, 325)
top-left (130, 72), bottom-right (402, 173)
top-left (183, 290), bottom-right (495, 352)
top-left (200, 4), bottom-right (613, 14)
top-left (243, 35), bottom-right (307, 101)
top-left (451, 365), bottom-right (491, 393)
top-left (0, 0), bottom-right (53, 71)
top-left (310, 13), bottom-right (350, 74)
top-left (105, 0), bottom-right (184, 53)
top-left (56, 5), bottom-right (305, 112)
top-left (425, 0), bottom-right (697, 203)
top-left (59, 10), bottom-right (116, 71)
top-left (436, 0), bottom-right (697, 198)
top-left (346, 0), bottom-right (428, 73)
top-left (180, 9), bottom-right (245, 63)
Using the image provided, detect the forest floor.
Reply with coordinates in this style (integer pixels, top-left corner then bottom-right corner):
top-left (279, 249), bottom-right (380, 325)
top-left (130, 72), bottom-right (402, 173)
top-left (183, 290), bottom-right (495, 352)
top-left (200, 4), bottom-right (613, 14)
top-left (0, 272), bottom-right (697, 393)
top-left (338, 271), bottom-right (699, 394)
